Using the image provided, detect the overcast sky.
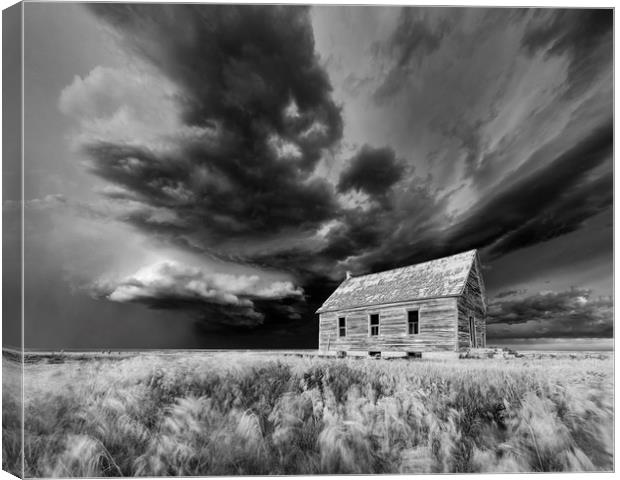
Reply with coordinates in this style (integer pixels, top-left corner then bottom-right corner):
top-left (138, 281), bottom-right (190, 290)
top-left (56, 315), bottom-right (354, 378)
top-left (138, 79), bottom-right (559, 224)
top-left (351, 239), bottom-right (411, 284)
top-left (7, 4), bottom-right (613, 350)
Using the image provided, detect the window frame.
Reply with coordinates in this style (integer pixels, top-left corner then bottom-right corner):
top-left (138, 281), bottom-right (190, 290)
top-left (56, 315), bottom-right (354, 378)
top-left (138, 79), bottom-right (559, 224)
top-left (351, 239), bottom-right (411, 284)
top-left (368, 312), bottom-right (380, 337)
top-left (338, 316), bottom-right (347, 337)
top-left (407, 309), bottom-right (420, 335)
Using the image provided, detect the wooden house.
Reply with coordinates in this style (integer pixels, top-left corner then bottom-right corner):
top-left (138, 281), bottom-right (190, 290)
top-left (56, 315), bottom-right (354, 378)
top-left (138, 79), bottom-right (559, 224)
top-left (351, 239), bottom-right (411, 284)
top-left (316, 249), bottom-right (486, 357)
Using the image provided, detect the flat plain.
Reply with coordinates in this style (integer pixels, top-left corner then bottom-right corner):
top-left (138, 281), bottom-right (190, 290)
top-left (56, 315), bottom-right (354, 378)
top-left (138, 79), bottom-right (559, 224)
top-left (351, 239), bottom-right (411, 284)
top-left (2, 349), bottom-right (613, 476)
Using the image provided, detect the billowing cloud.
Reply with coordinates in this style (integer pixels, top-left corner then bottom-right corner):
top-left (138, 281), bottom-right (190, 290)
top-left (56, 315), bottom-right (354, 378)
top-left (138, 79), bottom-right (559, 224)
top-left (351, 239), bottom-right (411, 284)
top-left (58, 65), bottom-right (210, 151)
top-left (91, 261), bottom-right (304, 327)
top-left (337, 145), bottom-right (405, 199)
top-left (73, 5), bottom-right (613, 279)
top-left (487, 288), bottom-right (612, 339)
top-left (77, 4), bottom-right (343, 250)
top-left (54, 5), bottom-right (612, 341)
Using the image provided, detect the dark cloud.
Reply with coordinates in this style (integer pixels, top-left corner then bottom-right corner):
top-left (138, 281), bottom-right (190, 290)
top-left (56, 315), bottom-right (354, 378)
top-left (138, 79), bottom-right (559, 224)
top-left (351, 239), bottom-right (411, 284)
top-left (191, 292), bottom-right (321, 347)
top-left (521, 9), bottom-right (612, 94)
top-left (337, 145), bottom-right (405, 199)
top-left (321, 209), bottom-right (387, 264)
top-left (83, 140), bottom-right (341, 245)
top-left (89, 4), bottom-right (342, 162)
top-left (84, 4), bottom-right (343, 245)
top-left (447, 120), bottom-right (613, 258)
top-left (332, 118), bottom-right (612, 277)
top-left (81, 5), bottom-right (451, 292)
top-left (487, 288), bottom-right (612, 339)
top-left (327, 179), bottom-right (454, 275)
top-left (63, 5), bottom-right (612, 342)
top-left (245, 171), bottom-right (451, 281)
top-left (80, 5), bottom-right (612, 277)
top-left (488, 171), bottom-right (612, 257)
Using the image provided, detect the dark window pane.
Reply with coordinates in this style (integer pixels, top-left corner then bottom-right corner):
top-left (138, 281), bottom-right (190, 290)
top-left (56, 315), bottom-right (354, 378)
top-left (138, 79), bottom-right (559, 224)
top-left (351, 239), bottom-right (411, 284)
top-left (369, 314), bottom-right (379, 335)
top-left (408, 310), bottom-right (419, 334)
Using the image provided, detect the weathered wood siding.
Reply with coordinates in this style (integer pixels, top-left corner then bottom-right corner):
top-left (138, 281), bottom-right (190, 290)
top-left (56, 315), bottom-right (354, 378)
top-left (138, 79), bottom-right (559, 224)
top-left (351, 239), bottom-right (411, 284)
top-left (318, 297), bottom-right (458, 353)
top-left (457, 255), bottom-right (487, 350)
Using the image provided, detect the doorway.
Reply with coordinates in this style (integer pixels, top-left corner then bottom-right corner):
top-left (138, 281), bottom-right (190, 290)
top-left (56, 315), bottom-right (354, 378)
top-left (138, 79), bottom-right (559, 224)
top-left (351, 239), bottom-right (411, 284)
top-left (469, 316), bottom-right (477, 348)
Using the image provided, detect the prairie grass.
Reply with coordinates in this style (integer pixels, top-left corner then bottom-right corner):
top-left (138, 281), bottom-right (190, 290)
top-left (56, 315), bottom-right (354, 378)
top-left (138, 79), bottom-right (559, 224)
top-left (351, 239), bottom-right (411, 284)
top-left (2, 351), bottom-right (613, 476)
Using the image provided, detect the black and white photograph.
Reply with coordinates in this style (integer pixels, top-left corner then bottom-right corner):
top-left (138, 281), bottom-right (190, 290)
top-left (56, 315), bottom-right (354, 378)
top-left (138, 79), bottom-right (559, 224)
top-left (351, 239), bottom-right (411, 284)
top-left (1, 2), bottom-right (614, 476)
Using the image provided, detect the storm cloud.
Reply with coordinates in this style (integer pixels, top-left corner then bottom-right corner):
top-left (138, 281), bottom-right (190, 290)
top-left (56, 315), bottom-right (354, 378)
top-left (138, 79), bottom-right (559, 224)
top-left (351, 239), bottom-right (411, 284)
top-left (78, 4), bottom-right (343, 249)
top-left (75, 5), bottom-right (613, 272)
top-left (449, 119), bottom-right (613, 258)
top-left (91, 261), bottom-right (304, 328)
top-left (50, 5), bottom-right (612, 341)
top-left (487, 288), bottom-right (613, 339)
top-left (338, 145), bottom-right (405, 199)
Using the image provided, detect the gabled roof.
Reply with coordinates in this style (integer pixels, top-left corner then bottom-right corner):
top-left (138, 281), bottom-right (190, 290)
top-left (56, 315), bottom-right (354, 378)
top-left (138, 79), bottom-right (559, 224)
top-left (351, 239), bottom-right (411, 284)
top-left (316, 249), bottom-right (478, 314)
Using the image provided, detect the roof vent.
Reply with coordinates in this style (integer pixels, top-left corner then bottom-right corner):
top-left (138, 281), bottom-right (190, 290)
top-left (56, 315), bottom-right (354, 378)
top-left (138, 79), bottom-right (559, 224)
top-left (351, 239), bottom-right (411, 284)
top-left (345, 271), bottom-right (352, 280)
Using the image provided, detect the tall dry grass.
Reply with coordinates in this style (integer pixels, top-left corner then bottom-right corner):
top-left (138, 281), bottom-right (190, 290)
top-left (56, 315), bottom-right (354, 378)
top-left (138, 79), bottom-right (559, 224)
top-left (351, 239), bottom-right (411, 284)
top-left (2, 351), bottom-right (613, 476)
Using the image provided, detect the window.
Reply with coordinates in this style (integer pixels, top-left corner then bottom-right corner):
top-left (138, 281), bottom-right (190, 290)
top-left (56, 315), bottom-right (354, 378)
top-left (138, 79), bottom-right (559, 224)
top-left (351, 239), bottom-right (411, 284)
top-left (338, 317), bottom-right (346, 337)
top-left (408, 310), bottom-right (419, 335)
top-left (369, 313), bottom-right (380, 336)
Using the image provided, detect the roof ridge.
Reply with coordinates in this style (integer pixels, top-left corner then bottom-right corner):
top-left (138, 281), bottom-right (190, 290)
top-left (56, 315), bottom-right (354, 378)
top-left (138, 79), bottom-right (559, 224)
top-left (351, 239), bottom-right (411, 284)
top-left (348, 249), bottom-right (477, 280)
top-left (316, 249), bottom-right (479, 314)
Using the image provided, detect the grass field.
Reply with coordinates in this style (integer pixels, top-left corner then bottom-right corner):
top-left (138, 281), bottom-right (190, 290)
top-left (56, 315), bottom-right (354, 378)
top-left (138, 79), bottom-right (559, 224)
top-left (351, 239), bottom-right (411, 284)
top-left (2, 350), bottom-right (613, 476)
